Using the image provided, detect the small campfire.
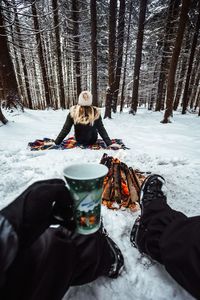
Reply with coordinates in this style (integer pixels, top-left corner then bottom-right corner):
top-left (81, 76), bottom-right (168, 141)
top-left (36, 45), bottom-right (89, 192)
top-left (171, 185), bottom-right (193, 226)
top-left (100, 153), bottom-right (146, 211)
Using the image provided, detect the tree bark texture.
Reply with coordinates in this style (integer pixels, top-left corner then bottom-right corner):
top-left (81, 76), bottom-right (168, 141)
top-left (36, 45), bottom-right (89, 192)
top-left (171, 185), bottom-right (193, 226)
top-left (173, 30), bottom-right (190, 110)
top-left (14, 6), bottom-right (33, 109)
top-left (52, 0), bottom-right (66, 108)
top-left (0, 6), bottom-right (19, 101)
top-left (31, 2), bottom-right (51, 107)
top-left (162, 0), bottom-right (191, 123)
top-left (120, 0), bottom-right (133, 112)
top-left (90, 0), bottom-right (98, 106)
top-left (104, 0), bottom-right (117, 118)
top-left (72, 0), bottom-right (81, 99)
top-left (189, 56), bottom-right (200, 110)
top-left (112, 0), bottom-right (125, 113)
top-left (181, 1), bottom-right (200, 114)
top-left (0, 105), bottom-right (8, 124)
top-left (155, 0), bottom-right (181, 111)
top-left (130, 0), bottom-right (148, 114)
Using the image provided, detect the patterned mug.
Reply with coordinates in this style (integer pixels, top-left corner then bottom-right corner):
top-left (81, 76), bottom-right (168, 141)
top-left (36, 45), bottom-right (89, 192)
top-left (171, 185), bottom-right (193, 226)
top-left (63, 163), bottom-right (108, 235)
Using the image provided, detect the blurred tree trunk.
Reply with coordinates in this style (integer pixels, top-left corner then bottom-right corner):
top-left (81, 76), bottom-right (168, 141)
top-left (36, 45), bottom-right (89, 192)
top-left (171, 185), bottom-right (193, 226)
top-left (104, 0), bottom-right (117, 119)
top-left (189, 56), bottom-right (200, 110)
top-left (72, 0), bottom-right (81, 99)
top-left (90, 0), bottom-right (98, 106)
top-left (155, 0), bottom-right (181, 111)
top-left (31, 1), bottom-right (51, 107)
top-left (149, 63), bottom-right (158, 110)
top-left (14, 5), bottom-right (33, 109)
top-left (112, 0), bottom-right (125, 113)
top-left (52, 0), bottom-right (66, 108)
top-left (0, 106), bottom-right (8, 124)
top-left (182, 1), bottom-right (200, 114)
top-left (104, 88), bottom-right (112, 119)
top-left (188, 57), bottom-right (200, 110)
top-left (196, 90), bottom-right (200, 115)
top-left (120, 0), bottom-right (133, 112)
top-left (161, 0), bottom-right (191, 123)
top-left (0, 5), bottom-right (20, 122)
top-left (130, 0), bottom-right (147, 115)
top-left (173, 30), bottom-right (190, 110)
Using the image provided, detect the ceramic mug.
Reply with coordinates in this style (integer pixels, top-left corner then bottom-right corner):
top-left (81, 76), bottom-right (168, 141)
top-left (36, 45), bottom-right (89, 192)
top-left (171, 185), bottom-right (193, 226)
top-left (63, 163), bottom-right (108, 235)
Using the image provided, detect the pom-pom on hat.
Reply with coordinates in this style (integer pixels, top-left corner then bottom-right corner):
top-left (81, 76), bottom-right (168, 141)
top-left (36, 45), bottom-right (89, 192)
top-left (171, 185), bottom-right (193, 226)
top-left (78, 91), bottom-right (92, 106)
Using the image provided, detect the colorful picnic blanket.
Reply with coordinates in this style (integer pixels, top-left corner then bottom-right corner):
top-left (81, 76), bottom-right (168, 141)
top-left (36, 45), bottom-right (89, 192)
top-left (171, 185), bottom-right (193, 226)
top-left (28, 137), bottom-right (128, 151)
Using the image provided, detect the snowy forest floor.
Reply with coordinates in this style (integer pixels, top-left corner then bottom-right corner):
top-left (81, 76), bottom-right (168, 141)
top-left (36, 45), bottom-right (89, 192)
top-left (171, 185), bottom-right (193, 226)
top-left (0, 107), bottom-right (200, 300)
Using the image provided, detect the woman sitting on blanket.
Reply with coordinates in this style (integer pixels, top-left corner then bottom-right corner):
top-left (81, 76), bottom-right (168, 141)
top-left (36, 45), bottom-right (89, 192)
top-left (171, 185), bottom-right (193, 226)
top-left (54, 91), bottom-right (121, 149)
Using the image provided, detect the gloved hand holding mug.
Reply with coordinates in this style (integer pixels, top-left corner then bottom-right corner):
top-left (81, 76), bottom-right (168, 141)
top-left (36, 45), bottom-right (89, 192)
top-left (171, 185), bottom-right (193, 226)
top-left (1, 179), bottom-right (76, 248)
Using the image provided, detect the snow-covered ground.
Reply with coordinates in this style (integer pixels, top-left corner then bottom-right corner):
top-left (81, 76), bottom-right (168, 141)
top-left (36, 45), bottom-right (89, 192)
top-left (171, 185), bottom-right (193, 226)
top-left (0, 107), bottom-right (199, 300)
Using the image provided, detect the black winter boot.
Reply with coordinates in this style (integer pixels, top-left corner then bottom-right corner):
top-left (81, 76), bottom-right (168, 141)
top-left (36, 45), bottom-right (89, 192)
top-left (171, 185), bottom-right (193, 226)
top-left (100, 225), bottom-right (124, 278)
top-left (130, 174), bottom-right (166, 248)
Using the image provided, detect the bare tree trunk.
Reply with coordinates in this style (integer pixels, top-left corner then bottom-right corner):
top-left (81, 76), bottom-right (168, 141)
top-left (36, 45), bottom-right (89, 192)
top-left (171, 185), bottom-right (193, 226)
top-left (72, 0), bottom-right (81, 98)
top-left (182, 1), bottom-right (200, 114)
top-left (112, 0), bottom-right (126, 113)
top-left (31, 51), bottom-right (43, 109)
top-left (104, 0), bottom-right (117, 119)
top-left (173, 30), bottom-right (190, 110)
top-left (190, 58), bottom-right (200, 110)
top-left (45, 32), bottom-right (57, 108)
top-left (155, 0), bottom-right (181, 111)
top-left (104, 88), bottom-right (112, 119)
top-left (52, 0), bottom-right (65, 108)
top-left (31, 1), bottom-right (51, 107)
top-left (130, 0), bottom-right (147, 115)
top-left (195, 89), bottom-right (200, 115)
top-left (90, 0), bottom-right (98, 106)
top-left (11, 39), bottom-right (25, 105)
top-left (14, 5), bottom-right (33, 109)
top-left (120, 0), bottom-right (133, 113)
top-left (149, 63), bottom-right (158, 110)
top-left (0, 5), bottom-right (21, 119)
top-left (161, 0), bottom-right (191, 123)
top-left (188, 57), bottom-right (200, 110)
top-left (0, 105), bottom-right (8, 124)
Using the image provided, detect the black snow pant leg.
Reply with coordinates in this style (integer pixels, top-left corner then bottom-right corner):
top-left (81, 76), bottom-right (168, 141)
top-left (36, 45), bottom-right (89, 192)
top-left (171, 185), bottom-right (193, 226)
top-left (160, 215), bottom-right (200, 300)
top-left (0, 227), bottom-right (113, 300)
top-left (69, 230), bottom-right (114, 286)
top-left (137, 200), bottom-right (200, 299)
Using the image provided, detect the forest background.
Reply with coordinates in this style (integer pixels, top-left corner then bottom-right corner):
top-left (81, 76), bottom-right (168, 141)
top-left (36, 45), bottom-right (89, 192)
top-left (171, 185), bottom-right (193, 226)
top-left (0, 1), bottom-right (200, 298)
top-left (0, 0), bottom-right (200, 123)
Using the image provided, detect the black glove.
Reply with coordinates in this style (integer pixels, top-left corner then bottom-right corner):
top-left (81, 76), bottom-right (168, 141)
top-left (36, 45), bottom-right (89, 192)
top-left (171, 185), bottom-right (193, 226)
top-left (1, 179), bottom-right (76, 247)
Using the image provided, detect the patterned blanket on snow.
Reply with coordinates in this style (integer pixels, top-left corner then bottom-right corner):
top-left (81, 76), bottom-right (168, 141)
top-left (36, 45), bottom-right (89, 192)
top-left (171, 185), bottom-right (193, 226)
top-left (28, 137), bottom-right (128, 151)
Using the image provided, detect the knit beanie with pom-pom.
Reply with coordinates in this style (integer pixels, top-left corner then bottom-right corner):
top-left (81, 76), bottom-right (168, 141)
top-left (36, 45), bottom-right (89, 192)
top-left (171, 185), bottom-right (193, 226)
top-left (78, 91), bottom-right (92, 106)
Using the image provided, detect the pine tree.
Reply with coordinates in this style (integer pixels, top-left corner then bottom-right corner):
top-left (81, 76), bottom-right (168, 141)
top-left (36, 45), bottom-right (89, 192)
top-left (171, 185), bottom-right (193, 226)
top-left (0, 4), bottom-right (20, 122)
top-left (91, 0), bottom-right (98, 106)
top-left (130, 0), bottom-right (148, 115)
top-left (182, 1), bottom-right (200, 114)
top-left (161, 0), bottom-right (191, 123)
top-left (104, 0), bottom-right (117, 119)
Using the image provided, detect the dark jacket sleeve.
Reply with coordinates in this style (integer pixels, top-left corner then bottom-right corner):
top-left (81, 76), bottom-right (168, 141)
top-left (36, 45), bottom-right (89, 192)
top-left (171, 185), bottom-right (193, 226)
top-left (96, 116), bottom-right (112, 146)
top-left (54, 113), bottom-right (74, 145)
top-left (0, 214), bottom-right (18, 287)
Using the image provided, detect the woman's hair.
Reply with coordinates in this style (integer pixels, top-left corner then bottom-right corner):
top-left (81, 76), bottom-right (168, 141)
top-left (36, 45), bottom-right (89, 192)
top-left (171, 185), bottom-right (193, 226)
top-left (70, 105), bottom-right (100, 125)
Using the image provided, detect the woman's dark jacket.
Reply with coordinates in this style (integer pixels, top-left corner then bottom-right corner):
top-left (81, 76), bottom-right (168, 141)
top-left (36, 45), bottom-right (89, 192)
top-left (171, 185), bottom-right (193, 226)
top-left (55, 107), bottom-right (112, 146)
